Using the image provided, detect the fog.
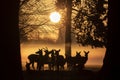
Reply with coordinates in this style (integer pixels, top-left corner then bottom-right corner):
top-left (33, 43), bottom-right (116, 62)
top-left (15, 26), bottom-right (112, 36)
top-left (20, 42), bottom-right (106, 70)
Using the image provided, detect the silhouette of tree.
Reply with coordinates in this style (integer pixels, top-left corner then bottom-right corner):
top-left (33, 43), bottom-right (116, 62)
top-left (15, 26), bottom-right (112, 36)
top-left (72, 0), bottom-right (108, 48)
top-left (19, 0), bottom-right (66, 43)
top-left (56, 0), bottom-right (116, 79)
top-left (71, 1), bottom-right (110, 78)
top-left (56, 0), bottom-right (107, 54)
top-left (56, 0), bottom-right (72, 58)
top-left (19, 0), bottom-right (55, 42)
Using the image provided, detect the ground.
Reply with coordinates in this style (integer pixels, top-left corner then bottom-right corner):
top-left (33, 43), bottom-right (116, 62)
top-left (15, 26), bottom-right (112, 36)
top-left (22, 69), bottom-right (100, 80)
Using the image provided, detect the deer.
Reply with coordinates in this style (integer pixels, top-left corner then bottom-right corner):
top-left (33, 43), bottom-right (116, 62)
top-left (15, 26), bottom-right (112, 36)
top-left (77, 51), bottom-right (90, 70)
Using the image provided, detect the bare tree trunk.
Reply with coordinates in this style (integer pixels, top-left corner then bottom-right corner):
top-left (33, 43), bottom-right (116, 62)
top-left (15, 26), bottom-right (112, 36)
top-left (65, 0), bottom-right (72, 56)
top-left (65, 0), bottom-right (72, 68)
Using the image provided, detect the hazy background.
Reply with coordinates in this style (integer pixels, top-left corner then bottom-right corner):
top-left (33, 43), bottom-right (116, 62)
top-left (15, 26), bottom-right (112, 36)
top-left (20, 41), bottom-right (106, 71)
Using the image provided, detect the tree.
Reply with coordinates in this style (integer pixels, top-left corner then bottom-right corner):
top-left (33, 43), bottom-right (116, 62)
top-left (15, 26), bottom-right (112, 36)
top-left (72, 0), bottom-right (108, 48)
top-left (56, 0), bottom-right (114, 79)
top-left (19, 0), bottom-right (55, 42)
top-left (19, 0), bottom-right (66, 44)
top-left (2, 0), bottom-right (23, 80)
top-left (56, 0), bottom-right (108, 54)
top-left (71, 0), bottom-right (111, 79)
top-left (56, 0), bottom-right (72, 58)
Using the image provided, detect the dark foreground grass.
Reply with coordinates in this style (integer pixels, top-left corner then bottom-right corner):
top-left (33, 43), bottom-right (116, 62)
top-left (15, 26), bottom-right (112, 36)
top-left (22, 70), bottom-right (100, 80)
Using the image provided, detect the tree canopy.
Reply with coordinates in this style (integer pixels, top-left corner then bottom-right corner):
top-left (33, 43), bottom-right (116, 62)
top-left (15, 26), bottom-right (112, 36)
top-left (19, 0), bottom-right (108, 48)
top-left (56, 0), bottom-right (108, 48)
top-left (73, 0), bottom-right (108, 48)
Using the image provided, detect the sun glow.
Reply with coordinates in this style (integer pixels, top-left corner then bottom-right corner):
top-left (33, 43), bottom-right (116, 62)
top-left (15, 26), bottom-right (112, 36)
top-left (49, 12), bottom-right (61, 23)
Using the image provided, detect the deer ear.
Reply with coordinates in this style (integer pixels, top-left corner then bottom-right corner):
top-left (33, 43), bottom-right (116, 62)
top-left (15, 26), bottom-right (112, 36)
top-left (88, 51), bottom-right (90, 53)
top-left (76, 51), bottom-right (78, 53)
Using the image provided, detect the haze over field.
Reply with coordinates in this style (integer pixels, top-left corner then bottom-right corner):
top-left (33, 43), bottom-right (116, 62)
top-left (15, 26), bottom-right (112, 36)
top-left (20, 42), bottom-right (106, 70)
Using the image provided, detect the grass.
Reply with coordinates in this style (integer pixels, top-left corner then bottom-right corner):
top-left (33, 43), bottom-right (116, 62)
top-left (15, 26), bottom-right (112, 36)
top-left (22, 66), bottom-right (101, 80)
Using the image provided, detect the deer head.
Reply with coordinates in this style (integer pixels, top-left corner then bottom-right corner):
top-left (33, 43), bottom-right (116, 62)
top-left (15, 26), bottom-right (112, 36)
top-left (83, 51), bottom-right (89, 57)
top-left (36, 49), bottom-right (43, 55)
top-left (76, 51), bottom-right (81, 54)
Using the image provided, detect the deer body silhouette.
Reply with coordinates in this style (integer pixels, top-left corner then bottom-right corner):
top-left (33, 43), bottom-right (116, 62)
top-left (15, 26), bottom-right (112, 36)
top-left (77, 51), bottom-right (89, 70)
top-left (66, 51), bottom-right (89, 71)
top-left (27, 49), bottom-right (43, 70)
top-left (54, 49), bottom-right (66, 71)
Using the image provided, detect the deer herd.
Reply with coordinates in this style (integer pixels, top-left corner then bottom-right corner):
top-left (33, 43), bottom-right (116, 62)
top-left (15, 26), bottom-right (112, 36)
top-left (25, 47), bottom-right (90, 71)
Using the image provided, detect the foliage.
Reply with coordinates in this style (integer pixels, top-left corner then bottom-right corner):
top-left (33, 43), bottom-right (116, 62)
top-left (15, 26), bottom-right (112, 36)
top-left (71, 0), bottom-right (108, 48)
top-left (20, 0), bottom-right (108, 48)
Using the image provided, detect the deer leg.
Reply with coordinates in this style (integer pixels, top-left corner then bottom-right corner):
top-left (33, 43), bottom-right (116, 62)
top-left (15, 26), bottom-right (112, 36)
top-left (31, 62), bottom-right (35, 70)
top-left (37, 62), bottom-right (42, 71)
top-left (37, 62), bottom-right (40, 71)
top-left (57, 65), bottom-right (59, 71)
top-left (49, 63), bottom-right (52, 71)
top-left (25, 62), bottom-right (30, 71)
top-left (62, 65), bottom-right (64, 71)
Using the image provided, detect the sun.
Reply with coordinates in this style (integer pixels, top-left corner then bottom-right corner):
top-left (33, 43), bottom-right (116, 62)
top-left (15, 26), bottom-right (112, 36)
top-left (49, 12), bottom-right (61, 23)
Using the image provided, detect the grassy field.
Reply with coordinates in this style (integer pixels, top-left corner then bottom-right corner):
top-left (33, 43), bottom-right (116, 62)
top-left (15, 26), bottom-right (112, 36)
top-left (22, 69), bottom-right (101, 80)
top-left (22, 65), bottom-right (102, 80)
top-left (20, 42), bottom-right (104, 80)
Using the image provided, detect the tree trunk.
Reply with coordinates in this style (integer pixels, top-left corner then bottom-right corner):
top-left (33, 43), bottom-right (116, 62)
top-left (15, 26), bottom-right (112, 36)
top-left (2, 0), bottom-right (23, 80)
top-left (65, 0), bottom-right (72, 56)
top-left (98, 1), bottom-right (118, 79)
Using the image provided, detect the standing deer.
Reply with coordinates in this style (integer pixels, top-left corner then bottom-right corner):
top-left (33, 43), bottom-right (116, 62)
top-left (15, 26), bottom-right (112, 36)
top-left (43, 48), bottom-right (54, 70)
top-left (54, 49), bottom-right (66, 71)
top-left (27, 49), bottom-right (43, 70)
top-left (65, 51), bottom-right (82, 71)
top-left (77, 51), bottom-right (89, 70)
